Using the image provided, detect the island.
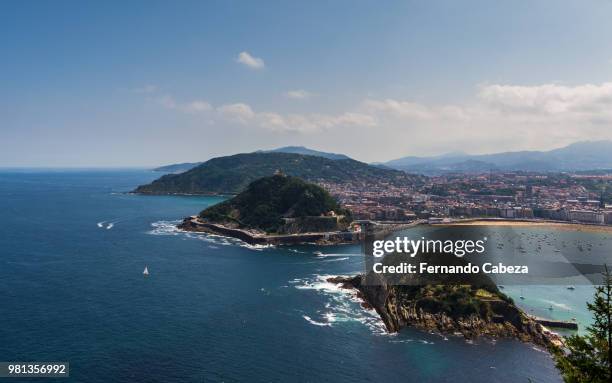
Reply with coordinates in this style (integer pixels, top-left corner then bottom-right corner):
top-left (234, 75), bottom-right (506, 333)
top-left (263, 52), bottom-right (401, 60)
top-left (178, 173), bottom-right (358, 245)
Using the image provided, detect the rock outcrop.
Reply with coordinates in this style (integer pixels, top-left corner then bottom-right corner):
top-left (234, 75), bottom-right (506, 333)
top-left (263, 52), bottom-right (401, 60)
top-left (328, 274), bottom-right (563, 348)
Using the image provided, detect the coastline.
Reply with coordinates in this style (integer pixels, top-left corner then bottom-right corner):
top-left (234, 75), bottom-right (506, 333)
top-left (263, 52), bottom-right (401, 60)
top-left (327, 275), bottom-right (565, 350)
top-left (131, 191), bottom-right (236, 197)
top-left (178, 215), bottom-right (612, 245)
top-left (432, 218), bottom-right (612, 233)
top-left (178, 216), bottom-right (359, 245)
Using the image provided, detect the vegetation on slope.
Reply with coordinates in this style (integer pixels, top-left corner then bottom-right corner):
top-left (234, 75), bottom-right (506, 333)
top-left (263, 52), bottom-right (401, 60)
top-left (135, 152), bottom-right (421, 194)
top-left (198, 174), bottom-right (351, 233)
top-left (554, 267), bottom-right (612, 382)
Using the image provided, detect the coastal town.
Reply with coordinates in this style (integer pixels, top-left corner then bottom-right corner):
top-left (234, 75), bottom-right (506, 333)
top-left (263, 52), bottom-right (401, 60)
top-left (319, 171), bottom-right (612, 226)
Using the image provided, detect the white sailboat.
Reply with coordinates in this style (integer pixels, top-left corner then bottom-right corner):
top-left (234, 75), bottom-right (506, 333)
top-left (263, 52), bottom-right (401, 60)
top-left (143, 266), bottom-right (149, 276)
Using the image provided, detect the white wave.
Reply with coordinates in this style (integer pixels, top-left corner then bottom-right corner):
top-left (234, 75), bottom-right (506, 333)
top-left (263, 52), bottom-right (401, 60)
top-left (323, 312), bottom-right (337, 323)
top-left (243, 243), bottom-right (275, 251)
top-left (147, 220), bottom-right (275, 251)
top-left (97, 218), bottom-right (122, 230)
top-left (148, 220), bottom-right (182, 236)
top-left (293, 275), bottom-right (347, 293)
top-left (303, 315), bottom-right (332, 327)
top-left (293, 274), bottom-right (387, 335)
top-left (315, 252), bottom-right (361, 258)
top-left (320, 257), bottom-right (349, 262)
top-left (288, 249), bottom-right (306, 254)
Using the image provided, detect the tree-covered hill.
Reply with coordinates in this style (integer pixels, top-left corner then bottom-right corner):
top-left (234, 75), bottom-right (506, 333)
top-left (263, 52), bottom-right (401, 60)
top-left (135, 152), bottom-right (420, 194)
top-left (198, 174), bottom-right (351, 233)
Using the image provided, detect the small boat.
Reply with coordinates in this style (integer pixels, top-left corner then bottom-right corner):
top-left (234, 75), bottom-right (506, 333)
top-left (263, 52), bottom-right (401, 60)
top-left (143, 266), bottom-right (149, 276)
top-left (548, 305), bottom-right (554, 311)
top-left (567, 286), bottom-right (575, 290)
top-left (519, 295), bottom-right (525, 300)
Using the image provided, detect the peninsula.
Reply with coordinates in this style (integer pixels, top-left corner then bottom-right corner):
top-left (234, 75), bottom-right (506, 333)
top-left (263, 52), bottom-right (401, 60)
top-left (178, 174), bottom-right (358, 245)
top-left (329, 274), bottom-right (564, 348)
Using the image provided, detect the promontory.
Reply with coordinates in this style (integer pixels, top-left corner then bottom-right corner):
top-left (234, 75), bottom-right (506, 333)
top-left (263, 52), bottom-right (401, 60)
top-left (178, 174), bottom-right (357, 245)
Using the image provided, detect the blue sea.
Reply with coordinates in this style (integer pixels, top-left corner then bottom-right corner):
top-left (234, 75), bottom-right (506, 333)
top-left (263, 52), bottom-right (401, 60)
top-left (0, 170), bottom-right (574, 382)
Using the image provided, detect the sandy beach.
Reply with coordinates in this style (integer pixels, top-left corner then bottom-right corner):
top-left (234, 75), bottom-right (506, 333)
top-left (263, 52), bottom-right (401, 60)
top-left (435, 219), bottom-right (612, 233)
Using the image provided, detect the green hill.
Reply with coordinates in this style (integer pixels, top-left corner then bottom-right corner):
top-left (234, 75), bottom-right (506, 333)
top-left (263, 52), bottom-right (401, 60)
top-left (198, 174), bottom-right (351, 233)
top-left (258, 146), bottom-right (351, 160)
top-left (135, 152), bottom-right (419, 194)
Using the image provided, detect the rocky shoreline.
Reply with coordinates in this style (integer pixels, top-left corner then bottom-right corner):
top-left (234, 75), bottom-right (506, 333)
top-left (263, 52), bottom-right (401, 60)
top-left (178, 216), bottom-right (359, 246)
top-left (327, 275), bottom-right (564, 349)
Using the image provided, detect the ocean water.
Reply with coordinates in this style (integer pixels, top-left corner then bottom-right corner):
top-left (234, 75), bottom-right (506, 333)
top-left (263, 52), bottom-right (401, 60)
top-left (0, 170), bottom-right (564, 382)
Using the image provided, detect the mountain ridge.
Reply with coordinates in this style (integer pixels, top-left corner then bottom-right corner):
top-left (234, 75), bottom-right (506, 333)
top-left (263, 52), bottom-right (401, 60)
top-left (257, 146), bottom-right (351, 160)
top-left (136, 152), bottom-right (420, 195)
top-left (152, 146), bottom-right (351, 174)
top-left (384, 141), bottom-right (612, 174)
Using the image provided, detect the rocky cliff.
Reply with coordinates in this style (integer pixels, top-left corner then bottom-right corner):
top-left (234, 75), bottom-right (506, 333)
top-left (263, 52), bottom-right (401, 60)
top-left (329, 274), bottom-right (561, 348)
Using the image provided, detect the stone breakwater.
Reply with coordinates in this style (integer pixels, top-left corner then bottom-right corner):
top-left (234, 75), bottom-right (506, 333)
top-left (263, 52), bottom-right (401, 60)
top-left (178, 216), bottom-right (359, 245)
top-left (328, 275), bottom-right (564, 349)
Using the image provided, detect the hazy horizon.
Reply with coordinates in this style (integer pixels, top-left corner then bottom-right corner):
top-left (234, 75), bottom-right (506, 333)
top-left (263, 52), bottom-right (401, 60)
top-left (2, 1), bottom-right (612, 166)
top-left (0, 139), bottom-right (608, 169)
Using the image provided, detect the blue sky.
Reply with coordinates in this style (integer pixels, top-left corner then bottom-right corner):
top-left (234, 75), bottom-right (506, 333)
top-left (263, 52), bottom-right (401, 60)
top-left (2, 0), bottom-right (612, 166)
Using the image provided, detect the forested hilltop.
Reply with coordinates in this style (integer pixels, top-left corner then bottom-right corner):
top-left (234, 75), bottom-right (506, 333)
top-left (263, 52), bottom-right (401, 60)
top-left (197, 174), bottom-right (352, 234)
top-left (135, 152), bottom-right (421, 195)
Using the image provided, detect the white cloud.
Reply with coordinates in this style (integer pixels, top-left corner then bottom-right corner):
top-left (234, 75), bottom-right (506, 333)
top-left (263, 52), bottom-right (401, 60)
top-left (153, 81), bottom-right (612, 158)
top-left (236, 51), bottom-right (265, 70)
top-left (183, 100), bottom-right (212, 113)
top-left (362, 99), bottom-right (470, 121)
top-left (478, 82), bottom-right (612, 116)
top-left (217, 103), bottom-right (256, 122)
top-left (216, 103), bottom-right (375, 133)
top-left (285, 89), bottom-right (313, 100)
top-left (362, 99), bottom-right (434, 120)
top-left (355, 82), bottom-right (612, 157)
top-left (159, 93), bottom-right (376, 133)
top-left (158, 95), bottom-right (211, 113)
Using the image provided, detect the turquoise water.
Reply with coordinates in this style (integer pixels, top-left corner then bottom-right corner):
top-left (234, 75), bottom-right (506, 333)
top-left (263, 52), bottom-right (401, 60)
top-left (0, 170), bottom-right (564, 382)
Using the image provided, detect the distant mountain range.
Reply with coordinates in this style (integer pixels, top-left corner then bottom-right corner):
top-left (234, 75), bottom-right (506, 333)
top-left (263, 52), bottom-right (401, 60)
top-left (383, 141), bottom-right (612, 174)
top-left (137, 152), bottom-right (420, 195)
top-left (152, 141), bottom-right (612, 177)
top-left (153, 146), bottom-right (350, 174)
